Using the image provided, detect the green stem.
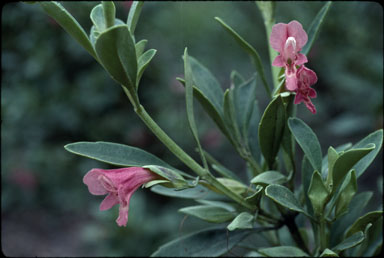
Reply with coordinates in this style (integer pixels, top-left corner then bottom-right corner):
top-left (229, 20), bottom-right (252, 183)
top-left (318, 217), bottom-right (327, 252)
top-left (123, 89), bottom-right (255, 211)
top-left (256, 1), bottom-right (279, 90)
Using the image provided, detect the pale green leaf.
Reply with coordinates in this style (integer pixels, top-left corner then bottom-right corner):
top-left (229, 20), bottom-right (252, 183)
top-left (39, 2), bottom-right (98, 60)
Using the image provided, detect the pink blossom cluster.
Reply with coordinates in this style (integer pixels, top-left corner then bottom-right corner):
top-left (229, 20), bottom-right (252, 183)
top-left (270, 20), bottom-right (318, 114)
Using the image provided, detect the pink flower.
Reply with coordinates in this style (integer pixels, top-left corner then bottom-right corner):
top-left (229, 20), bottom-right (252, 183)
top-left (294, 66), bottom-right (318, 114)
top-left (270, 20), bottom-right (308, 91)
top-left (83, 167), bottom-right (159, 227)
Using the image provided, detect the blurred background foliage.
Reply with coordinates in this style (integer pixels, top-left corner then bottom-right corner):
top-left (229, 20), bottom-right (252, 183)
top-left (2, 1), bottom-right (382, 256)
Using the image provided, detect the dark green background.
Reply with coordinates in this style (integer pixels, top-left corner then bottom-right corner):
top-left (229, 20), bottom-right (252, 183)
top-left (2, 1), bottom-right (382, 256)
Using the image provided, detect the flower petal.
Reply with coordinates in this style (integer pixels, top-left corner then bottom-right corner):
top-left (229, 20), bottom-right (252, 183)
top-left (304, 100), bottom-right (317, 114)
top-left (287, 20), bottom-right (308, 50)
top-left (308, 87), bottom-right (317, 98)
top-left (83, 169), bottom-right (108, 195)
top-left (272, 54), bottom-right (286, 67)
top-left (116, 204), bottom-right (129, 227)
top-left (295, 53), bottom-right (308, 65)
top-left (294, 92), bottom-right (305, 104)
top-left (285, 72), bottom-right (298, 91)
top-left (99, 193), bottom-right (119, 211)
top-left (270, 23), bottom-right (288, 52)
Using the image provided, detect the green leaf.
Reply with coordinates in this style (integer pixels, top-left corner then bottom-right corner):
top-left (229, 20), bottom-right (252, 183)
top-left (331, 144), bottom-right (374, 192)
top-left (302, 155), bottom-right (315, 215)
top-left (332, 231), bottom-right (365, 253)
top-left (39, 2), bottom-right (98, 61)
top-left (151, 184), bottom-right (220, 199)
top-left (227, 212), bottom-right (254, 231)
top-left (179, 205), bottom-right (235, 223)
top-left (251, 171), bottom-right (287, 186)
top-left (223, 88), bottom-right (242, 144)
top-left (188, 56), bottom-right (224, 116)
top-left (127, 1), bottom-right (144, 34)
top-left (102, 1), bottom-right (115, 29)
top-left (184, 49), bottom-right (208, 169)
top-left (215, 17), bottom-right (271, 97)
top-left (90, 4), bottom-right (106, 32)
top-left (230, 70), bottom-right (245, 87)
top-left (244, 185), bottom-right (263, 204)
top-left (247, 101), bottom-right (261, 162)
top-left (259, 96), bottom-right (286, 168)
top-left (137, 48), bottom-right (157, 84)
top-left (196, 199), bottom-right (237, 212)
top-left (151, 227), bottom-right (251, 257)
top-left (64, 141), bottom-right (174, 169)
top-left (302, 2), bottom-right (332, 56)
top-left (258, 246), bottom-right (309, 257)
top-left (345, 211), bottom-right (383, 238)
top-left (233, 76), bottom-right (257, 140)
top-left (95, 25), bottom-right (137, 90)
top-left (307, 170), bottom-right (330, 216)
top-left (354, 217), bottom-right (383, 257)
top-left (265, 184), bottom-right (306, 214)
top-left (143, 165), bottom-right (190, 189)
top-left (281, 94), bottom-right (296, 173)
top-left (211, 178), bottom-right (248, 196)
top-left (330, 191), bottom-right (373, 246)
top-left (89, 25), bottom-right (99, 46)
top-left (351, 129), bottom-right (383, 177)
top-left (334, 170), bottom-right (357, 218)
top-left (324, 146), bottom-right (339, 184)
top-left (320, 248), bottom-right (339, 257)
top-left (288, 117), bottom-right (322, 172)
top-left (135, 39), bottom-right (147, 57)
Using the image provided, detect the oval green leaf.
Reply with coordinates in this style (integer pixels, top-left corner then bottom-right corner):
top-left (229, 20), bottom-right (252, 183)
top-left (64, 141), bottom-right (173, 169)
top-left (179, 205), bottom-right (235, 223)
top-left (39, 2), bottom-right (98, 61)
top-left (288, 117), bottom-right (322, 172)
top-left (137, 48), bottom-right (157, 84)
top-left (259, 96), bottom-right (286, 168)
top-left (95, 25), bottom-right (137, 90)
top-left (265, 184), bottom-right (306, 214)
top-left (258, 246), bottom-right (309, 257)
top-left (227, 212), bottom-right (254, 231)
top-left (307, 170), bottom-right (330, 216)
top-left (351, 129), bottom-right (383, 178)
top-left (331, 144), bottom-right (374, 192)
top-left (332, 231), bottom-right (365, 253)
top-left (151, 227), bottom-right (251, 257)
top-left (345, 211), bottom-right (383, 238)
top-left (251, 171), bottom-right (287, 186)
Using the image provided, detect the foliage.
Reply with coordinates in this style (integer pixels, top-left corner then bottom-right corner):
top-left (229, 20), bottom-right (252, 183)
top-left (2, 1), bottom-right (382, 256)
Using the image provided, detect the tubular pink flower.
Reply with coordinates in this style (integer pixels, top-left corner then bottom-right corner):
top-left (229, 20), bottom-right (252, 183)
top-left (294, 65), bottom-right (318, 114)
top-left (270, 20), bottom-right (308, 91)
top-left (83, 167), bottom-right (159, 227)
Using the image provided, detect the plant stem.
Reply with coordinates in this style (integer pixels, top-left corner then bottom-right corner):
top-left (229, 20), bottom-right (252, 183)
top-left (123, 90), bottom-right (255, 210)
top-left (256, 1), bottom-right (280, 90)
top-left (318, 217), bottom-right (327, 252)
top-left (285, 213), bottom-right (311, 255)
